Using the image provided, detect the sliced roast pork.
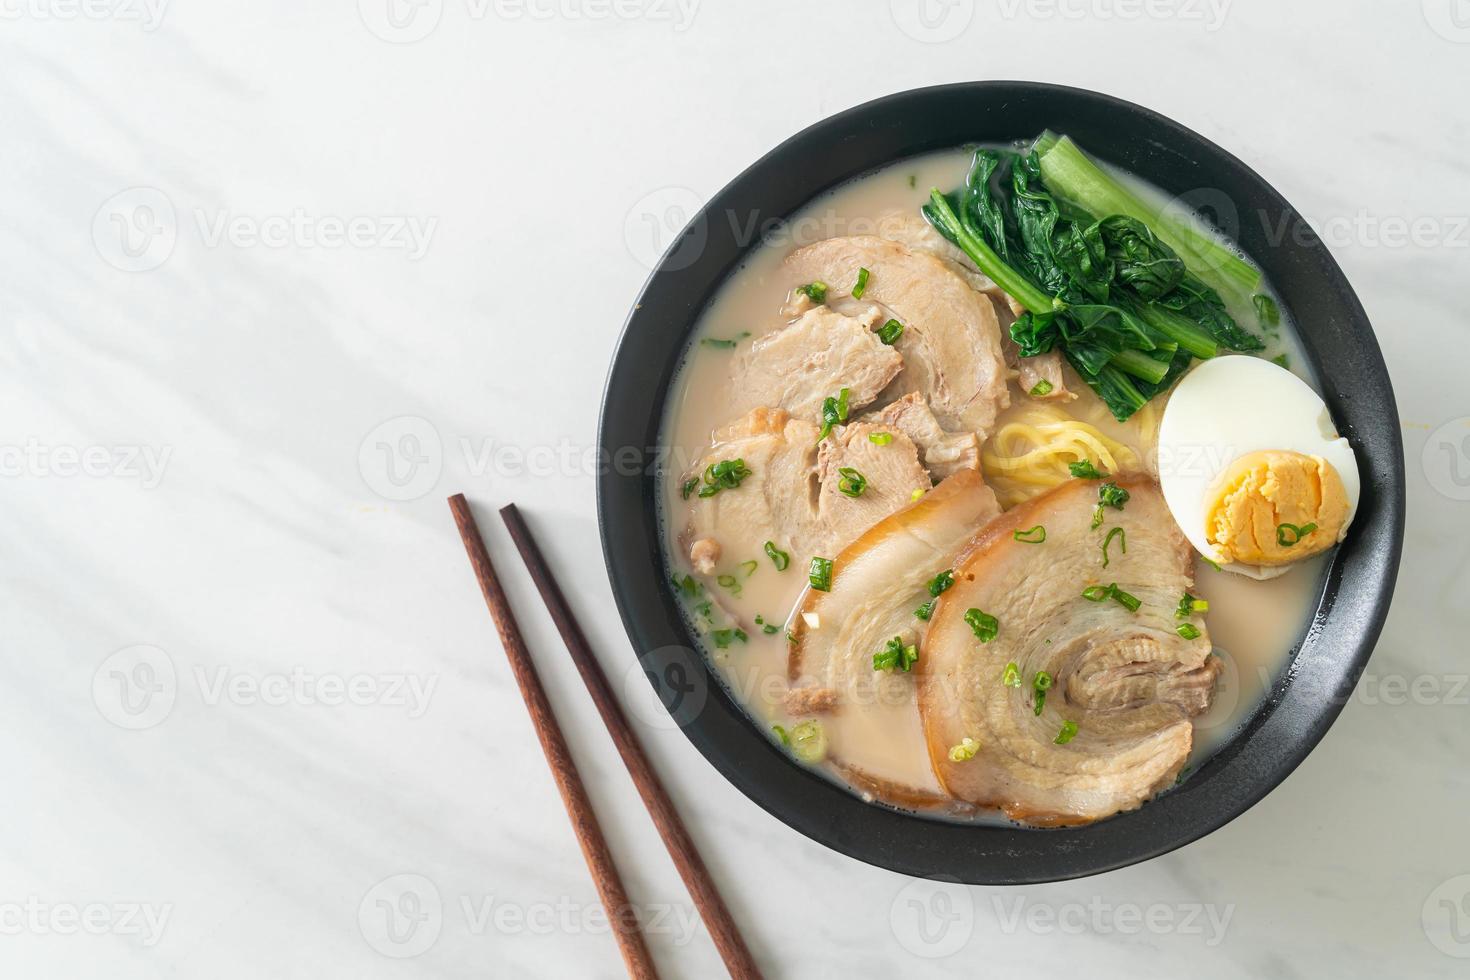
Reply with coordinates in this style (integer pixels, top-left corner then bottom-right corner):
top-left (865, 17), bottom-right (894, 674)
top-left (682, 408), bottom-right (929, 576)
top-left (728, 304), bottom-right (903, 420)
top-left (787, 470), bottom-right (1002, 803)
top-left (918, 476), bottom-right (1218, 825)
top-left (783, 236), bottom-right (1009, 435)
top-left (866, 392), bottom-right (980, 481)
top-left (875, 209), bottom-right (1070, 401)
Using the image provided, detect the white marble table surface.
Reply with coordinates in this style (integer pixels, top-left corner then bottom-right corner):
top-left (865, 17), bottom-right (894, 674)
top-left (3, 1), bottom-right (1467, 976)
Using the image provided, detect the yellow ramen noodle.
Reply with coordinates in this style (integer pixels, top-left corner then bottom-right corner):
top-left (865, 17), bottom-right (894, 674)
top-left (982, 402), bottom-right (1153, 508)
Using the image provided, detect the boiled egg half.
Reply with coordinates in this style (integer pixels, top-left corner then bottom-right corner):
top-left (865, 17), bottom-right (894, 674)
top-left (1157, 355), bottom-right (1360, 580)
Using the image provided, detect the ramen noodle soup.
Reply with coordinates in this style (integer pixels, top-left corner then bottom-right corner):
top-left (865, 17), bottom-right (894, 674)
top-left (659, 140), bottom-right (1355, 826)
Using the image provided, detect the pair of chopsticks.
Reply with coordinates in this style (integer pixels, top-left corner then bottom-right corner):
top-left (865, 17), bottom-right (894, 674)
top-left (448, 495), bottom-right (763, 980)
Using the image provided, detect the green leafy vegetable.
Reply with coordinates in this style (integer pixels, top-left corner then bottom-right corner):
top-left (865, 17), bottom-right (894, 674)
top-left (921, 140), bottom-right (1262, 420)
top-left (1254, 293), bottom-right (1280, 328)
top-left (763, 540), bottom-right (790, 571)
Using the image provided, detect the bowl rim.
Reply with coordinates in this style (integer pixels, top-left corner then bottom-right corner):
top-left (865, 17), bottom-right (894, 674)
top-left (597, 80), bottom-right (1405, 884)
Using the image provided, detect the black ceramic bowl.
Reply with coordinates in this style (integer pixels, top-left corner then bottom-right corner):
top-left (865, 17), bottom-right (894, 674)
top-left (597, 82), bottom-right (1404, 884)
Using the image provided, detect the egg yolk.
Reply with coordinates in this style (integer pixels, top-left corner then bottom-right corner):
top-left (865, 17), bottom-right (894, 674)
top-left (1205, 450), bottom-right (1349, 566)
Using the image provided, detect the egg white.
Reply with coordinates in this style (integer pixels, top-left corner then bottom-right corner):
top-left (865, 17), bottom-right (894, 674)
top-left (1156, 355), bottom-right (1361, 580)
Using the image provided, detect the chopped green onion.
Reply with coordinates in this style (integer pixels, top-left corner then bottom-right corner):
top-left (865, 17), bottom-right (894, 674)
top-left (807, 557), bottom-right (833, 592)
top-left (1111, 586), bottom-right (1142, 612)
top-left (907, 174), bottom-right (916, 189)
top-left (796, 281), bottom-right (828, 304)
top-left (1069, 460), bottom-right (1104, 479)
top-left (836, 467), bottom-right (868, 498)
top-left (740, 559), bottom-right (759, 577)
top-left (1098, 482), bottom-right (1130, 510)
top-left (913, 599), bottom-right (936, 621)
top-left (1054, 719), bottom-right (1079, 744)
top-left (697, 458), bottom-right (752, 498)
top-left (763, 541), bottom-right (790, 571)
top-left (1272, 353), bottom-right (1289, 369)
top-left (710, 627), bottom-right (747, 648)
top-left (1254, 293), bottom-right (1281, 328)
top-left (873, 635), bottom-right (919, 672)
top-left (762, 623), bottom-right (780, 635)
top-left (910, 488), bottom-right (925, 501)
top-left (790, 719), bottom-right (826, 762)
top-left (1090, 505), bottom-right (1105, 530)
top-left (1033, 670), bottom-right (1053, 692)
top-left (1101, 526), bottom-right (1126, 568)
top-left (868, 431), bottom-right (893, 446)
top-left (947, 737), bottom-right (979, 762)
top-left (716, 574), bottom-right (740, 594)
top-left (1175, 593), bottom-right (1209, 618)
top-left (852, 267), bottom-right (870, 300)
top-left (1202, 556), bottom-right (1222, 572)
top-left (964, 608), bottom-right (998, 643)
top-left (927, 570), bottom-right (955, 597)
top-left (1082, 582), bottom-right (1140, 612)
top-left (772, 725), bottom-right (790, 746)
top-left (680, 477), bottom-right (699, 499)
top-left (1174, 765), bottom-right (1193, 785)
top-left (1276, 522), bottom-right (1318, 547)
top-left (877, 318), bottom-right (904, 345)
top-left (1029, 379), bottom-right (1054, 397)
top-left (1013, 525), bottom-right (1047, 544)
top-left (1176, 623), bottom-right (1202, 640)
top-left (816, 387), bottom-right (852, 442)
top-left (671, 573), bottom-right (700, 599)
top-left (1002, 662), bottom-right (1021, 687)
top-left (1033, 690), bottom-right (1046, 716)
top-left (700, 333), bottom-right (748, 349)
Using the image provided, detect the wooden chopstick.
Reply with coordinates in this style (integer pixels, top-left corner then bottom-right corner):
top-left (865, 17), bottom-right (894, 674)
top-left (500, 503), bottom-right (764, 980)
top-left (447, 494), bottom-right (659, 980)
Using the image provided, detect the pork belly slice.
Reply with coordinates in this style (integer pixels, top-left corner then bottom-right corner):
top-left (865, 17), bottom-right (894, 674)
top-left (786, 470), bottom-right (1002, 800)
top-left (729, 304), bottom-right (903, 421)
top-left (875, 209), bottom-right (1070, 402)
top-left (865, 392), bottom-right (980, 481)
top-left (918, 476), bottom-right (1218, 825)
top-left (783, 236), bottom-right (1009, 436)
top-left (682, 408), bottom-right (930, 575)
